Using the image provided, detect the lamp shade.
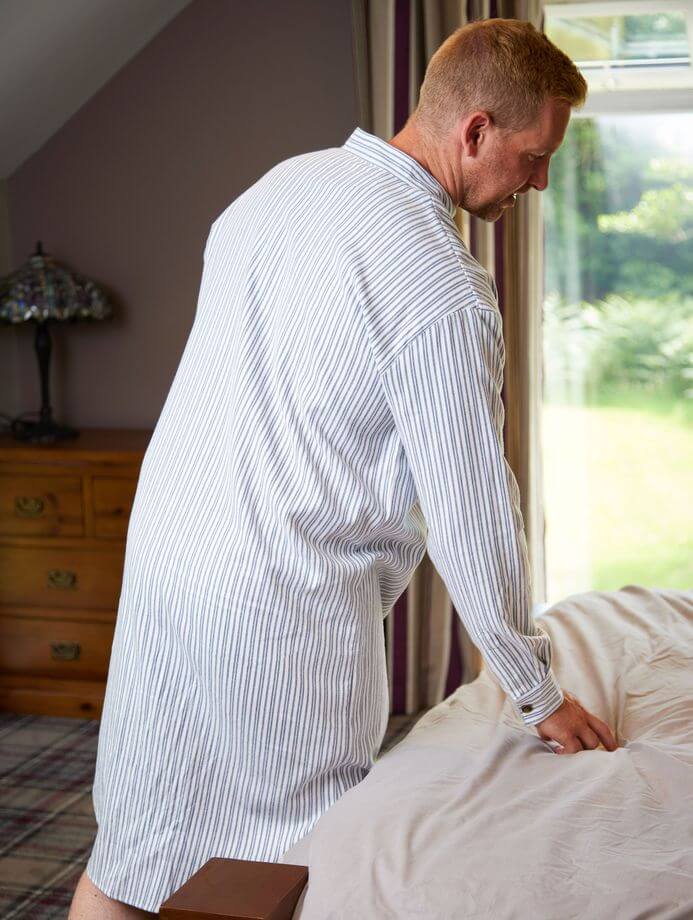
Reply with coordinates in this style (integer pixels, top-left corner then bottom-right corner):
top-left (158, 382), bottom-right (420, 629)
top-left (0, 241), bottom-right (112, 324)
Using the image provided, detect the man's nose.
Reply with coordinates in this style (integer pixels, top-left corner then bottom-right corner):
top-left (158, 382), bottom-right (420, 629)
top-left (530, 161), bottom-right (550, 192)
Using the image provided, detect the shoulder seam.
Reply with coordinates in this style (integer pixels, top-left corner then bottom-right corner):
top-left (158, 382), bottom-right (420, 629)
top-left (376, 199), bottom-right (500, 374)
top-left (381, 302), bottom-right (501, 376)
top-left (435, 202), bottom-right (497, 315)
top-left (379, 196), bottom-right (501, 373)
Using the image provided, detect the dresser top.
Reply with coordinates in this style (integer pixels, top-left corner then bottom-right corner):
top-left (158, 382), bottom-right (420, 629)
top-left (0, 428), bottom-right (152, 463)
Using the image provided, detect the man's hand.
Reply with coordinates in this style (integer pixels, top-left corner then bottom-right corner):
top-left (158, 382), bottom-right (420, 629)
top-left (535, 689), bottom-right (618, 754)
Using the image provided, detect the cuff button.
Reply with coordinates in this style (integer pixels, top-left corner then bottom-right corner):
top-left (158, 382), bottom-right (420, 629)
top-left (520, 704), bottom-right (533, 713)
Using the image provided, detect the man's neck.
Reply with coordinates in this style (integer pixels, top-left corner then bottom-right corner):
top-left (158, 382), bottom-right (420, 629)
top-left (388, 120), bottom-right (461, 205)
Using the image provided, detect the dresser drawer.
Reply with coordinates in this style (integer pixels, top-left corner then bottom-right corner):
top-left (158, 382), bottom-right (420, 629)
top-left (0, 615), bottom-right (113, 680)
top-left (93, 477), bottom-right (137, 538)
top-left (0, 474), bottom-right (84, 537)
top-left (0, 546), bottom-right (124, 610)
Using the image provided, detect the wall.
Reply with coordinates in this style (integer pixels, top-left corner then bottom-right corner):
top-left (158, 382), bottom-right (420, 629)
top-left (0, 180), bottom-right (21, 426)
top-left (5, 0), bottom-right (357, 429)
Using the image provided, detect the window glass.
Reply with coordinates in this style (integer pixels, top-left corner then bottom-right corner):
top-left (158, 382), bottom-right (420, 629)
top-left (541, 112), bottom-right (693, 601)
top-left (545, 10), bottom-right (689, 69)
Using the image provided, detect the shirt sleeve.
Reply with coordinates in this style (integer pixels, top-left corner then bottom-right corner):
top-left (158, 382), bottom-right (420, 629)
top-left (379, 305), bottom-right (564, 727)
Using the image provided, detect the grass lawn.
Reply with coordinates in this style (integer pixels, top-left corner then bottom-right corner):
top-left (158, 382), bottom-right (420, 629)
top-left (541, 399), bottom-right (692, 603)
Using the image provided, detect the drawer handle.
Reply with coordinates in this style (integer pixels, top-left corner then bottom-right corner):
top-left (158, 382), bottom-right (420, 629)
top-left (15, 496), bottom-right (45, 517)
top-left (51, 641), bottom-right (81, 661)
top-left (48, 569), bottom-right (77, 589)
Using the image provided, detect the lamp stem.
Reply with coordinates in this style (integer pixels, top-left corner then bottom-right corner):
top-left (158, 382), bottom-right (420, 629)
top-left (35, 320), bottom-right (54, 426)
top-left (10, 320), bottom-right (77, 442)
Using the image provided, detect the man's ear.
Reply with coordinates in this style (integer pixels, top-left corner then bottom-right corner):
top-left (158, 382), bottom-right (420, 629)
top-left (462, 111), bottom-right (492, 157)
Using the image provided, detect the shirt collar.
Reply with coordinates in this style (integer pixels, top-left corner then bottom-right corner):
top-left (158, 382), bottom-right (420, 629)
top-left (343, 127), bottom-right (457, 219)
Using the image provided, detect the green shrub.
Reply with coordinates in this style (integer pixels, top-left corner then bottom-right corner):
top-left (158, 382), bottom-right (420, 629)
top-left (543, 293), bottom-right (693, 407)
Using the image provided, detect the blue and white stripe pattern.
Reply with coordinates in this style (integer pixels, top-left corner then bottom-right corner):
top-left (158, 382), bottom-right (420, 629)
top-left (86, 126), bottom-right (563, 911)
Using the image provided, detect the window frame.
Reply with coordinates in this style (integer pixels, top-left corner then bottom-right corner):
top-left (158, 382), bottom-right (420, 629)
top-left (544, 0), bottom-right (693, 100)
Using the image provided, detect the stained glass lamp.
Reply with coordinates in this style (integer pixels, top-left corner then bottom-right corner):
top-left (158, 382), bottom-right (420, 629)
top-left (0, 241), bottom-right (112, 443)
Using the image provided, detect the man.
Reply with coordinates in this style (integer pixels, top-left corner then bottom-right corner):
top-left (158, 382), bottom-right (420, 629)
top-left (70, 17), bottom-right (617, 920)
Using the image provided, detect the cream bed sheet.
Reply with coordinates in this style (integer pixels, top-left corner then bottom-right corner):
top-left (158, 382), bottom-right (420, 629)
top-left (281, 586), bottom-right (693, 919)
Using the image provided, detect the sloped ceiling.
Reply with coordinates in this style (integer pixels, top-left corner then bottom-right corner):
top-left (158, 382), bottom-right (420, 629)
top-left (0, 0), bottom-right (193, 178)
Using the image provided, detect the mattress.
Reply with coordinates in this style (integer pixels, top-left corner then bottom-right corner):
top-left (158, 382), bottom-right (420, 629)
top-left (281, 586), bottom-right (693, 919)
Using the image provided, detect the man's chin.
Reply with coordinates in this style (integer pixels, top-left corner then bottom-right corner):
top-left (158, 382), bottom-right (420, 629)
top-left (477, 208), bottom-right (503, 223)
top-left (467, 202), bottom-right (504, 222)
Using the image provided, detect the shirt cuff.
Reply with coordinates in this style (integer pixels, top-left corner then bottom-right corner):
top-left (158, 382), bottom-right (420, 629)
top-left (511, 670), bottom-right (564, 726)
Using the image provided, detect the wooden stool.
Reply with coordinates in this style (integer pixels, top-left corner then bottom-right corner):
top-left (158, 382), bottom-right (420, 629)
top-left (159, 858), bottom-right (309, 920)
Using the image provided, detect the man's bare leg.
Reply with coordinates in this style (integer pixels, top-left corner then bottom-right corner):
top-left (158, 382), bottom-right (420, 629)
top-left (68, 870), bottom-right (158, 919)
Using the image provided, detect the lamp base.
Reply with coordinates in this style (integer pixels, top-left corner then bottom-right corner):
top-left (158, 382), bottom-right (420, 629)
top-left (11, 417), bottom-right (79, 444)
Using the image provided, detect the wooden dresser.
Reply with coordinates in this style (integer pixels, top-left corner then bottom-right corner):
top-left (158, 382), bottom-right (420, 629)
top-left (0, 429), bottom-right (151, 718)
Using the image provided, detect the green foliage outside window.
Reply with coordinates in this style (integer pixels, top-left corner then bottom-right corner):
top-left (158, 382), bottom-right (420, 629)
top-left (543, 116), bottom-right (693, 416)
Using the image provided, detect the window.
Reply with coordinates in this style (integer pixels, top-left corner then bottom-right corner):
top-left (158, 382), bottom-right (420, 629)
top-left (545, 1), bottom-right (693, 91)
top-left (540, 2), bottom-right (693, 601)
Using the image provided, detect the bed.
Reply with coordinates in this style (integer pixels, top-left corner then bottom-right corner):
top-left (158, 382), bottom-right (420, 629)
top-left (161, 585), bottom-right (693, 919)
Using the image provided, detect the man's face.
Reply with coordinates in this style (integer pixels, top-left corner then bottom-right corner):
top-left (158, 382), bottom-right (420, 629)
top-left (458, 97), bottom-right (572, 222)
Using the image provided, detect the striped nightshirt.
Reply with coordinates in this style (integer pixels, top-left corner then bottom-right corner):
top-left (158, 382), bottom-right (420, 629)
top-left (86, 127), bottom-right (564, 911)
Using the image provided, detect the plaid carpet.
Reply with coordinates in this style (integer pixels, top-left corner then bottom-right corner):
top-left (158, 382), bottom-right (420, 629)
top-left (0, 709), bottom-right (422, 918)
top-left (0, 715), bottom-right (99, 919)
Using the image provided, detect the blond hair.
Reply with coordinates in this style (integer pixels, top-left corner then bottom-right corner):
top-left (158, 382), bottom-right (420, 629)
top-left (414, 18), bottom-right (587, 137)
